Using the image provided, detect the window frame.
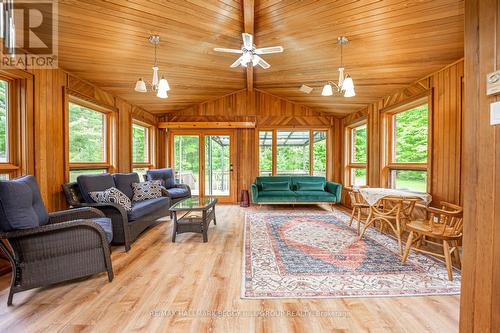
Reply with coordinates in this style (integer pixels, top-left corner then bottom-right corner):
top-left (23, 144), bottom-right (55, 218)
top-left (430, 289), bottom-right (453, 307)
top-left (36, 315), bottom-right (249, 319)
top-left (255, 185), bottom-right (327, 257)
top-left (345, 121), bottom-right (368, 187)
top-left (67, 96), bottom-right (113, 181)
top-left (256, 128), bottom-right (330, 178)
top-left (382, 94), bottom-right (432, 193)
top-left (132, 119), bottom-right (155, 175)
top-left (0, 72), bottom-right (31, 180)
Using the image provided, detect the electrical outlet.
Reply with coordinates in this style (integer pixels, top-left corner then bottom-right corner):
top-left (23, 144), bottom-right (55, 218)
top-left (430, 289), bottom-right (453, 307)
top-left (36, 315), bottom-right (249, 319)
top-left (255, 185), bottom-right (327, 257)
top-left (487, 70), bottom-right (500, 95)
top-left (491, 101), bottom-right (500, 125)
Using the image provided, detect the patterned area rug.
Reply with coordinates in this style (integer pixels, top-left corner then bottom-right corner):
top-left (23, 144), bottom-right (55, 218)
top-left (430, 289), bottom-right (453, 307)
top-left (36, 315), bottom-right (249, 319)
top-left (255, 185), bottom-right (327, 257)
top-left (242, 211), bottom-right (461, 298)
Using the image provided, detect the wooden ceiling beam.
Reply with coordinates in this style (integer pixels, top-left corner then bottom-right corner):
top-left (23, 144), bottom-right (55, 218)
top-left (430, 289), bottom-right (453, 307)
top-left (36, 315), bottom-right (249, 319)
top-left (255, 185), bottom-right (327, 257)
top-left (243, 0), bottom-right (254, 92)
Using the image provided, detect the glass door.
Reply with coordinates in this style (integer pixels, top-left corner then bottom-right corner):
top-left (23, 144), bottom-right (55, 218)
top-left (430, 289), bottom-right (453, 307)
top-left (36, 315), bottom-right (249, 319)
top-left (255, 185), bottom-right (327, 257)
top-left (170, 131), bottom-right (236, 202)
top-left (173, 135), bottom-right (200, 196)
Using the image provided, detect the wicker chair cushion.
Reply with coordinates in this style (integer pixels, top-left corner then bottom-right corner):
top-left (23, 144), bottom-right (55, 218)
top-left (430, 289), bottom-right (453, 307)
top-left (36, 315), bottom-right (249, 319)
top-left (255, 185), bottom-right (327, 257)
top-left (146, 168), bottom-right (176, 189)
top-left (112, 173), bottom-right (140, 200)
top-left (92, 217), bottom-right (114, 242)
top-left (77, 174), bottom-right (116, 203)
top-left (164, 187), bottom-right (190, 199)
top-left (89, 187), bottom-right (132, 211)
top-left (128, 197), bottom-right (169, 221)
top-left (0, 175), bottom-right (49, 231)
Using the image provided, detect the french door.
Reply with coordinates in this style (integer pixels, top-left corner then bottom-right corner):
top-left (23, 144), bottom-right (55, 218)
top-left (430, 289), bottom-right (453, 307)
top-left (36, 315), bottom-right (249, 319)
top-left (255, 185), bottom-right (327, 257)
top-left (169, 130), bottom-right (236, 203)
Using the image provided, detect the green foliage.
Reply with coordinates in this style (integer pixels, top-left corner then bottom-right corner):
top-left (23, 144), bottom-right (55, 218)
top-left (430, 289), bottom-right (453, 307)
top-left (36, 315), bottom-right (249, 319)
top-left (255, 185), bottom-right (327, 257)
top-left (132, 124), bottom-right (147, 163)
top-left (395, 105), bottom-right (428, 164)
top-left (313, 133), bottom-right (327, 175)
top-left (174, 135), bottom-right (199, 174)
top-left (69, 103), bottom-right (105, 163)
top-left (0, 80), bottom-right (8, 162)
top-left (354, 125), bottom-right (367, 163)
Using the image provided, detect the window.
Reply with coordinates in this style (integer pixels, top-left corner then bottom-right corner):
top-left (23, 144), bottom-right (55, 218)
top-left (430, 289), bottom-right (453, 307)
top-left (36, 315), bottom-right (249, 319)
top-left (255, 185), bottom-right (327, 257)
top-left (346, 123), bottom-right (367, 186)
top-left (312, 131), bottom-right (327, 177)
top-left (276, 130), bottom-right (310, 176)
top-left (258, 131), bottom-right (273, 176)
top-left (386, 103), bottom-right (429, 192)
top-left (173, 135), bottom-right (200, 195)
top-left (132, 122), bottom-right (154, 179)
top-left (0, 78), bottom-right (15, 180)
top-left (257, 129), bottom-right (329, 177)
top-left (0, 80), bottom-right (8, 164)
top-left (68, 100), bottom-right (110, 182)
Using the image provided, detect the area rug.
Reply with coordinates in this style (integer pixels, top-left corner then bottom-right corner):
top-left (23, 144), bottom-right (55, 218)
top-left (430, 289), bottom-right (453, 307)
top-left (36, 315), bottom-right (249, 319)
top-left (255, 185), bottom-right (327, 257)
top-left (242, 211), bottom-right (461, 299)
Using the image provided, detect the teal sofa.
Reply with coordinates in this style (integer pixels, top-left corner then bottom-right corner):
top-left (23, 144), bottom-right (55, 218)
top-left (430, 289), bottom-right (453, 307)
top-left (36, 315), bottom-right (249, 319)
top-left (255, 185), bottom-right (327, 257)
top-left (250, 176), bottom-right (342, 205)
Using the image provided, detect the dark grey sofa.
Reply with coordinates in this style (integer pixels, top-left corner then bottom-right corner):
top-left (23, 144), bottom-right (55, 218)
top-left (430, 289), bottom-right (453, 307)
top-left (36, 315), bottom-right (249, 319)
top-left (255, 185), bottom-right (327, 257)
top-left (63, 172), bottom-right (170, 251)
top-left (0, 175), bottom-right (113, 306)
top-left (145, 168), bottom-right (191, 208)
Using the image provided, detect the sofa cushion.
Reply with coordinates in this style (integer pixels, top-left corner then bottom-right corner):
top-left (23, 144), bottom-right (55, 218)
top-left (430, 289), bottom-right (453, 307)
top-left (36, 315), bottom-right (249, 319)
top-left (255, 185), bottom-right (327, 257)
top-left (131, 180), bottom-right (163, 202)
top-left (290, 176), bottom-right (326, 190)
top-left (255, 176), bottom-right (291, 191)
top-left (92, 217), bottom-right (113, 243)
top-left (259, 190), bottom-right (296, 197)
top-left (146, 168), bottom-right (176, 189)
top-left (294, 190), bottom-right (337, 202)
top-left (112, 173), bottom-right (140, 200)
top-left (261, 181), bottom-right (290, 191)
top-left (296, 181), bottom-right (325, 191)
top-left (89, 187), bottom-right (132, 211)
top-left (77, 174), bottom-right (116, 203)
top-left (128, 197), bottom-right (169, 221)
top-left (0, 175), bottom-right (49, 231)
top-left (164, 187), bottom-right (190, 199)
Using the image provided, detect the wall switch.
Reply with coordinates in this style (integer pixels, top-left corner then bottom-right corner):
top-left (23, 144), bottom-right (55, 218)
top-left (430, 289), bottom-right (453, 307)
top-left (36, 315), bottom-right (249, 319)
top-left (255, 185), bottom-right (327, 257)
top-left (491, 101), bottom-right (500, 125)
top-left (487, 70), bottom-right (500, 95)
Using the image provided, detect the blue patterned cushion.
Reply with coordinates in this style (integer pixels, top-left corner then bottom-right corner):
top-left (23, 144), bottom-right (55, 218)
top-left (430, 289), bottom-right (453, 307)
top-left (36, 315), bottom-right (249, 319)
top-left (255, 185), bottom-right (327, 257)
top-left (131, 180), bottom-right (162, 202)
top-left (89, 187), bottom-right (132, 211)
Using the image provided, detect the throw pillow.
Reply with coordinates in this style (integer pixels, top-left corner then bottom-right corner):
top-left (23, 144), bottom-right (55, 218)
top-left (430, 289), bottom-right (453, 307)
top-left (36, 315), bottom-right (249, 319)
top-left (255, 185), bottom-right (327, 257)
top-left (89, 187), bottom-right (132, 211)
top-left (261, 181), bottom-right (290, 191)
top-left (296, 181), bottom-right (325, 191)
top-left (132, 180), bottom-right (163, 202)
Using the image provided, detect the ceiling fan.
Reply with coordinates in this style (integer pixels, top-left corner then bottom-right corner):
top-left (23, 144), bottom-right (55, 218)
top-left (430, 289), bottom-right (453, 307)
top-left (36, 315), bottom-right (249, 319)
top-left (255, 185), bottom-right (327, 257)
top-left (214, 33), bottom-right (284, 69)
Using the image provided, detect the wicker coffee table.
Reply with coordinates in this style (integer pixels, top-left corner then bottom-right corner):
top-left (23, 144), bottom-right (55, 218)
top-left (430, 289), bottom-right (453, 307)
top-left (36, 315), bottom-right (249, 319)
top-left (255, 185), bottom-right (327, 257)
top-left (169, 197), bottom-right (218, 243)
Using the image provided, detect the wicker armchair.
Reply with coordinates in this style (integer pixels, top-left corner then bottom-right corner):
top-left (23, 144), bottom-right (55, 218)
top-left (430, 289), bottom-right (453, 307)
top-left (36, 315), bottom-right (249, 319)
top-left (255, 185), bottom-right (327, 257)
top-left (0, 176), bottom-right (113, 306)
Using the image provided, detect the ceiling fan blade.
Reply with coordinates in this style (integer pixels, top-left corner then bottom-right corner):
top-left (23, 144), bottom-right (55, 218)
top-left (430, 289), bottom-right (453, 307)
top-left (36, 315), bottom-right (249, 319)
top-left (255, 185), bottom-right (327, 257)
top-left (214, 47), bottom-right (243, 54)
top-left (254, 55), bottom-right (271, 69)
top-left (242, 33), bottom-right (253, 49)
top-left (230, 56), bottom-right (244, 68)
top-left (255, 46), bottom-right (284, 54)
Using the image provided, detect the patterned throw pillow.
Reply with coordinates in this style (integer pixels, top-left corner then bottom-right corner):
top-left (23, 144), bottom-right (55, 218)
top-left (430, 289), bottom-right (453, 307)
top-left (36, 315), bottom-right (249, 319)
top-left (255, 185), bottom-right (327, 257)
top-left (131, 180), bottom-right (163, 202)
top-left (89, 187), bottom-right (132, 211)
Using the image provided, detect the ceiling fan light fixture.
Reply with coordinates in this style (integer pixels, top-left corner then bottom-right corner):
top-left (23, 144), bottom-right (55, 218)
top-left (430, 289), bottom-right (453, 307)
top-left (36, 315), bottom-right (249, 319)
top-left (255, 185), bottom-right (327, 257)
top-left (321, 84), bottom-right (334, 96)
top-left (134, 78), bottom-right (147, 93)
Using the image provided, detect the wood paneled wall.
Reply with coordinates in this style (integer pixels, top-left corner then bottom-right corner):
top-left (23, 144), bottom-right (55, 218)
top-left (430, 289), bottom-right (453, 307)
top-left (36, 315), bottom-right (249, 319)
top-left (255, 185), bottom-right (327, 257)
top-left (28, 69), bottom-right (159, 211)
top-left (341, 59), bottom-right (464, 206)
top-left (162, 89), bottom-right (339, 197)
top-left (460, 1), bottom-right (500, 332)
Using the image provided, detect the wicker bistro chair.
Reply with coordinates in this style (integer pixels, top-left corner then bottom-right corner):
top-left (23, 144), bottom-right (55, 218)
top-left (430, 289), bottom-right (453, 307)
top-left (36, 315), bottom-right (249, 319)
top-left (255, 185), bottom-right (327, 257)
top-left (345, 186), bottom-right (370, 234)
top-left (402, 202), bottom-right (463, 281)
top-left (0, 176), bottom-right (113, 306)
top-left (358, 196), bottom-right (421, 254)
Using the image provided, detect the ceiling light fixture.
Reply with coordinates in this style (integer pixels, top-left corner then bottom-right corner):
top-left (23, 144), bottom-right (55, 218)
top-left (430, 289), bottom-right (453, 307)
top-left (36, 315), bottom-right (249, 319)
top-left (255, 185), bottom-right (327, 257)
top-left (321, 36), bottom-right (356, 98)
top-left (134, 35), bottom-right (170, 99)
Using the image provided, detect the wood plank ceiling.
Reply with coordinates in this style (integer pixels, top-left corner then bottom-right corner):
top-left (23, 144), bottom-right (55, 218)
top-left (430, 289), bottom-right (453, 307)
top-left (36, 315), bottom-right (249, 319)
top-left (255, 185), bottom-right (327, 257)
top-left (57, 0), bottom-right (464, 116)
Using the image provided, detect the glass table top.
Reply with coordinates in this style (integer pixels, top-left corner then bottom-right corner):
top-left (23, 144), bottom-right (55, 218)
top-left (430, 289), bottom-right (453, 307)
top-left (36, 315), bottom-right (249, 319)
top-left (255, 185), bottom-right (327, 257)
top-left (169, 197), bottom-right (217, 211)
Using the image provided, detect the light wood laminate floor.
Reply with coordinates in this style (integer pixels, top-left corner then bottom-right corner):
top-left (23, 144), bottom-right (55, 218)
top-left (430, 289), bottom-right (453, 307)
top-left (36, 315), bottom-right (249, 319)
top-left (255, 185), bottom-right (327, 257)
top-left (0, 204), bottom-right (460, 332)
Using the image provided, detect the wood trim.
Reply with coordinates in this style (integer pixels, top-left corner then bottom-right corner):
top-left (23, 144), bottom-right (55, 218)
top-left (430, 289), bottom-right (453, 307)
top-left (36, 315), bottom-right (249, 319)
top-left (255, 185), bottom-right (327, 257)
top-left (67, 91), bottom-right (117, 113)
top-left (159, 121), bottom-right (256, 129)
